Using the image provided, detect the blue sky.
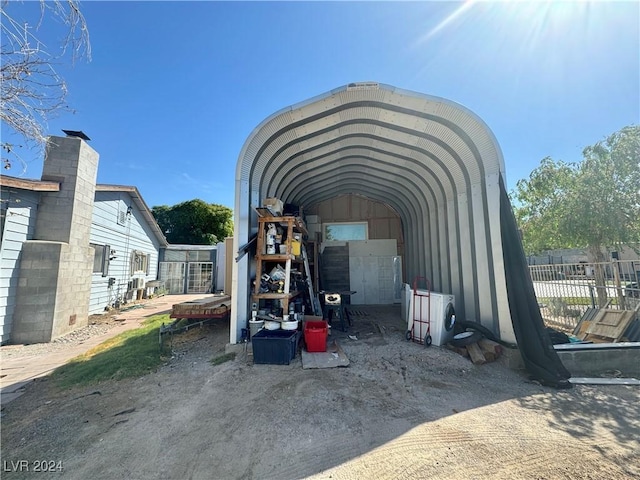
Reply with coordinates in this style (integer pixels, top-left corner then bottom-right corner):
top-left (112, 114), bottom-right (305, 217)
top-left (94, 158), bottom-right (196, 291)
top-left (2, 1), bottom-right (638, 210)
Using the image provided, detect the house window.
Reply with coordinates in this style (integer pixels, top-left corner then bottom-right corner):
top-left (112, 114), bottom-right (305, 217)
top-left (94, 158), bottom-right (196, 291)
top-left (131, 250), bottom-right (151, 275)
top-left (164, 250), bottom-right (187, 262)
top-left (91, 243), bottom-right (110, 276)
top-left (188, 250), bottom-right (212, 262)
top-left (324, 222), bottom-right (368, 241)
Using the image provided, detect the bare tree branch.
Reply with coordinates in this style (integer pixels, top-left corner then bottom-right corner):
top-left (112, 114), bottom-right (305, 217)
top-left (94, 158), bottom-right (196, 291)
top-left (1, 0), bottom-right (90, 174)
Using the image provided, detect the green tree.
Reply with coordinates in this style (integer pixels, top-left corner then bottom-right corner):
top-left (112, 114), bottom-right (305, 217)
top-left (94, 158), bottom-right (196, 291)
top-left (152, 199), bottom-right (233, 245)
top-left (512, 125), bottom-right (640, 258)
top-left (512, 125), bottom-right (640, 305)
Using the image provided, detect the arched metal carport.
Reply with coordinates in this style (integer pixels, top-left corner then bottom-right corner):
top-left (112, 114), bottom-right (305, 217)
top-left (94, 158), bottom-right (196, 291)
top-left (231, 82), bottom-right (514, 346)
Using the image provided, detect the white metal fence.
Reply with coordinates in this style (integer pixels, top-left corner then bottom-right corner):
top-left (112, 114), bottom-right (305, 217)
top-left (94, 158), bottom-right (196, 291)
top-left (529, 261), bottom-right (640, 332)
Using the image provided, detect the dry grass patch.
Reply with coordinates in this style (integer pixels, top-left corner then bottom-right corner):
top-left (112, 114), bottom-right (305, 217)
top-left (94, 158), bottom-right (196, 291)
top-left (52, 314), bottom-right (171, 388)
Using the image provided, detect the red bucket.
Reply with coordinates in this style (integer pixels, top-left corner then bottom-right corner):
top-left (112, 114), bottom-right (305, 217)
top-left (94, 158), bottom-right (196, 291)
top-left (304, 320), bottom-right (328, 352)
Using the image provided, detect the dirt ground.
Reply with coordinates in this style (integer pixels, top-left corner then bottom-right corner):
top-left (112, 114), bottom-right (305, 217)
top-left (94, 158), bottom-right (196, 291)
top-left (1, 305), bottom-right (639, 480)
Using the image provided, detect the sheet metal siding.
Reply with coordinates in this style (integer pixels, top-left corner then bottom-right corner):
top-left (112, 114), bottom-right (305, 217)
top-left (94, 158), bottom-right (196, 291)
top-left (234, 83), bottom-right (508, 344)
top-left (247, 98), bottom-right (501, 180)
top-left (89, 192), bottom-right (161, 314)
top-left (487, 173), bottom-right (508, 337)
top-left (288, 162), bottom-right (431, 218)
top-left (291, 166), bottom-right (425, 274)
top-left (435, 203), bottom-right (450, 293)
top-left (471, 182), bottom-right (494, 325)
top-left (250, 102), bottom-right (469, 163)
top-left (0, 189), bottom-right (39, 343)
top-left (261, 120), bottom-right (469, 201)
top-left (248, 113), bottom-right (297, 190)
top-left (339, 86), bottom-right (389, 105)
top-left (275, 139), bottom-right (451, 203)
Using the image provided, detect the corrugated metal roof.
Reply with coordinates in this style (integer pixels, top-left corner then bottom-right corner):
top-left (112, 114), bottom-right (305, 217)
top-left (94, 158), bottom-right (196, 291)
top-left (231, 82), bottom-right (510, 344)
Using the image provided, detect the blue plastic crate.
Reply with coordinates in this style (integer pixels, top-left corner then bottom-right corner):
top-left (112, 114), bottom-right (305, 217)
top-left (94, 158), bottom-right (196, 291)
top-left (251, 329), bottom-right (300, 365)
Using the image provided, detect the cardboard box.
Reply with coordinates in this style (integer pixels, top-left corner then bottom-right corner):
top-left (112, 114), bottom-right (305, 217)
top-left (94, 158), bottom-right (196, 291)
top-left (263, 197), bottom-right (283, 216)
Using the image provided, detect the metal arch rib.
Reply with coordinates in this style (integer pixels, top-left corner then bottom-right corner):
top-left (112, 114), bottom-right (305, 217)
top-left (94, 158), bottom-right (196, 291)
top-left (232, 82), bottom-right (507, 345)
top-left (248, 115), bottom-right (482, 315)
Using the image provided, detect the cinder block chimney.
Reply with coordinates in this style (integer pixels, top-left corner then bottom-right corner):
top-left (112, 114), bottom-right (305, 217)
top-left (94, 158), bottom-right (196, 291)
top-left (12, 134), bottom-right (100, 343)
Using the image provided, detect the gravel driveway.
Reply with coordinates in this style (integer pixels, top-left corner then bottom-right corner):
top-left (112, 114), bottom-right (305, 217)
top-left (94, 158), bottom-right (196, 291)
top-left (1, 305), bottom-right (638, 479)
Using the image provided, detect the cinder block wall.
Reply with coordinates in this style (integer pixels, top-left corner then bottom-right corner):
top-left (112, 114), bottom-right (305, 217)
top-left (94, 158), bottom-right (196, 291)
top-left (11, 242), bottom-right (62, 343)
top-left (36, 136), bottom-right (97, 246)
top-left (12, 136), bottom-right (99, 343)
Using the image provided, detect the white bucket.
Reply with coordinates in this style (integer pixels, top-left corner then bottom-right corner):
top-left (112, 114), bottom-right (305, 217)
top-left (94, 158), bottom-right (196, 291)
top-left (281, 320), bottom-right (298, 331)
top-left (249, 319), bottom-right (264, 338)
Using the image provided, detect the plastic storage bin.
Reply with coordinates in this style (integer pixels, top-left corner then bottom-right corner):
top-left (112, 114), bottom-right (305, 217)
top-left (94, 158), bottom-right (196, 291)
top-left (252, 329), bottom-right (300, 365)
top-left (304, 320), bottom-right (328, 352)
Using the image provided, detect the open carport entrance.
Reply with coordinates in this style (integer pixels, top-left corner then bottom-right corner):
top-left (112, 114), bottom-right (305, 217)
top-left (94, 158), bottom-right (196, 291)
top-left (306, 194), bottom-right (404, 306)
top-left (231, 81), bottom-right (571, 387)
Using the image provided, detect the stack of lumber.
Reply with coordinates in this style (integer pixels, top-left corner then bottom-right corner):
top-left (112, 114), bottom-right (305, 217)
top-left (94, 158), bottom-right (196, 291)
top-left (170, 294), bottom-right (231, 319)
top-left (445, 338), bottom-right (503, 365)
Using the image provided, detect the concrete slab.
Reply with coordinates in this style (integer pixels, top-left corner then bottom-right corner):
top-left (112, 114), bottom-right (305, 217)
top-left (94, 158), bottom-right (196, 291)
top-left (555, 342), bottom-right (640, 377)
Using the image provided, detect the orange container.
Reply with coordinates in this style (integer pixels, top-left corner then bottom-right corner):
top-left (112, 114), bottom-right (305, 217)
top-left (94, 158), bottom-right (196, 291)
top-left (304, 320), bottom-right (328, 352)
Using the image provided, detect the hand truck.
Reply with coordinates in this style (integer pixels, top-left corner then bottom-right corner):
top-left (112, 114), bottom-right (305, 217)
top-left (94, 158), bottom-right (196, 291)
top-left (405, 276), bottom-right (432, 346)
